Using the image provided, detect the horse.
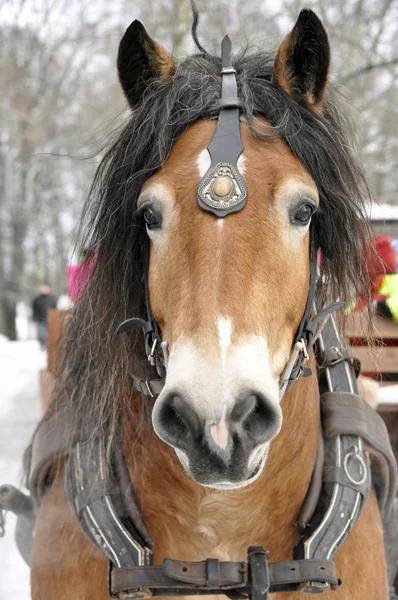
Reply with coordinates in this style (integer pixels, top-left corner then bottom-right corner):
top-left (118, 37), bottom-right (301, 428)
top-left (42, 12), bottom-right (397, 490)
top-left (25, 7), bottom-right (392, 600)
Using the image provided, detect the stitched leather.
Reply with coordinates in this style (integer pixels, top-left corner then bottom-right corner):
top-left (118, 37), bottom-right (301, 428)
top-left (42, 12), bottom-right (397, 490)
top-left (321, 391), bottom-right (397, 519)
top-left (110, 559), bottom-right (339, 596)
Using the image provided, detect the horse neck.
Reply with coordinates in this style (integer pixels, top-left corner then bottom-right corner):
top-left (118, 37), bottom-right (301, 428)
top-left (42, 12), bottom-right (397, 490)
top-left (121, 357), bottom-right (320, 562)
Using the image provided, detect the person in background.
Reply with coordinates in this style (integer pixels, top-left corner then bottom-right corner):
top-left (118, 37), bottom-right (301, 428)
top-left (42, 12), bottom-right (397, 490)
top-left (32, 284), bottom-right (57, 350)
top-left (360, 235), bottom-right (398, 322)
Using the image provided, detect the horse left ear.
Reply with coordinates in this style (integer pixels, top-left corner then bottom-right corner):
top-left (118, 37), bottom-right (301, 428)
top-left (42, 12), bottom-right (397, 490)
top-left (117, 20), bottom-right (175, 108)
top-left (273, 9), bottom-right (330, 114)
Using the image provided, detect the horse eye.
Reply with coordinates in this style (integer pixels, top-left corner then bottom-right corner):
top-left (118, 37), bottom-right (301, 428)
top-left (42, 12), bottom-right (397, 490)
top-left (143, 208), bottom-right (161, 230)
top-left (293, 203), bottom-right (316, 226)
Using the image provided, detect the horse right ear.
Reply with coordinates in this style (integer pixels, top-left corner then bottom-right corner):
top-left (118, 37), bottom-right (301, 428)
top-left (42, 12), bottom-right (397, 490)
top-left (117, 20), bottom-right (174, 108)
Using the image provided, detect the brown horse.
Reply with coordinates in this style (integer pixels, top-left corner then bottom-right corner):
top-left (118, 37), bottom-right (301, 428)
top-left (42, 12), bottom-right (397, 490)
top-left (28, 8), bottom-right (389, 600)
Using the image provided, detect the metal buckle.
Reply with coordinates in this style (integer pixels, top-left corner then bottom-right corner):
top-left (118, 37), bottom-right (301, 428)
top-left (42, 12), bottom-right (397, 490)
top-left (221, 66), bottom-right (236, 74)
top-left (299, 581), bottom-right (330, 594)
top-left (300, 338), bottom-right (309, 362)
top-left (147, 339), bottom-right (158, 366)
top-left (108, 562), bottom-right (153, 600)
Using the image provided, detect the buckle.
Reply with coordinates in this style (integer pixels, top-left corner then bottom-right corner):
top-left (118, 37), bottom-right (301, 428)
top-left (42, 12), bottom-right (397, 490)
top-left (147, 339), bottom-right (158, 366)
top-left (108, 562), bottom-right (152, 600)
top-left (298, 580), bottom-right (330, 594)
top-left (299, 338), bottom-right (309, 362)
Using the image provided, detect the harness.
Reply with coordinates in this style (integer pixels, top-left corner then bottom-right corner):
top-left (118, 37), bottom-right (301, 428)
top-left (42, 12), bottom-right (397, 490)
top-left (1, 35), bottom-right (397, 600)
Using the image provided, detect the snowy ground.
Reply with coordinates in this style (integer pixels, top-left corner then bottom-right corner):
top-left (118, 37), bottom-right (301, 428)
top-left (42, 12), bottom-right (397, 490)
top-left (0, 338), bottom-right (44, 600)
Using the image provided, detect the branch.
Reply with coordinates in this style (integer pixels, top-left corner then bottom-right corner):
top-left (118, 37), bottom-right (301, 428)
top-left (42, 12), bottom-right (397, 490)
top-left (341, 59), bottom-right (398, 84)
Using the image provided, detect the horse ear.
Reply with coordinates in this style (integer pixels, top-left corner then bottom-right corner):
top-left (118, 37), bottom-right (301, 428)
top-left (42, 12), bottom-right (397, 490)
top-left (117, 20), bottom-right (174, 108)
top-left (273, 9), bottom-right (330, 114)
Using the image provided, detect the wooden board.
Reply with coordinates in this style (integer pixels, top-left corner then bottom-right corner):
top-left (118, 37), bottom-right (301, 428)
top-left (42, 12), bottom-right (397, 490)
top-left (345, 313), bottom-right (398, 339)
top-left (352, 345), bottom-right (398, 374)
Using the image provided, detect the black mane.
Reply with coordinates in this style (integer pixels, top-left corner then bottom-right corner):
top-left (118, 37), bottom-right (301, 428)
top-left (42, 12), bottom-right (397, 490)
top-left (42, 44), bottom-right (372, 447)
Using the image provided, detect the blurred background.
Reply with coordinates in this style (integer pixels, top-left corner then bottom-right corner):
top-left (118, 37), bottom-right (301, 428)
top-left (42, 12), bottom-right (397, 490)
top-left (0, 0), bottom-right (397, 598)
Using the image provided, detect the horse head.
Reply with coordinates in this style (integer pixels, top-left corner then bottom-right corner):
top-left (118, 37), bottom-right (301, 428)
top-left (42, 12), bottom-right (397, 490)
top-left (116, 11), bottom-right (327, 489)
top-left (71, 9), bottom-right (369, 493)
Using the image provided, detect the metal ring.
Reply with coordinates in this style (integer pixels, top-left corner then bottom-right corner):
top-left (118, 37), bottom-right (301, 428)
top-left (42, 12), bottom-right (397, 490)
top-left (343, 447), bottom-right (367, 486)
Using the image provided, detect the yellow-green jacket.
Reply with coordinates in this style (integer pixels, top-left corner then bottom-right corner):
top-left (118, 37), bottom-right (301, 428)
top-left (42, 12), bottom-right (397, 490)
top-left (378, 274), bottom-right (398, 322)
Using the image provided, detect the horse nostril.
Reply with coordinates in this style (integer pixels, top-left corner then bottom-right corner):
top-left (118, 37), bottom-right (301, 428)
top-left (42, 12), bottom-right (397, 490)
top-left (231, 393), bottom-right (281, 445)
top-left (155, 394), bottom-right (201, 449)
top-left (231, 394), bottom-right (257, 423)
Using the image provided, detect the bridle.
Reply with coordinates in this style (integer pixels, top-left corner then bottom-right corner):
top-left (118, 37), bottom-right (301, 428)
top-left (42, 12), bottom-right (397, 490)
top-left (116, 230), bottom-right (341, 400)
top-left (115, 38), bottom-right (343, 400)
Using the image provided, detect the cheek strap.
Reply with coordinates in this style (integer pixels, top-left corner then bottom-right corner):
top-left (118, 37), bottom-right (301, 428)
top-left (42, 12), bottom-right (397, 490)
top-left (278, 232), bottom-right (343, 399)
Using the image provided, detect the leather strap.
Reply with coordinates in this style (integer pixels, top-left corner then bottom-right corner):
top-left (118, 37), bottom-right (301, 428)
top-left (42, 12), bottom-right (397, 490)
top-left (248, 547), bottom-right (269, 600)
top-left (317, 347), bottom-right (361, 379)
top-left (130, 376), bottom-right (165, 398)
top-left (74, 479), bottom-right (120, 515)
top-left (163, 558), bottom-right (244, 587)
top-left (296, 431), bottom-right (324, 531)
top-left (28, 404), bottom-right (90, 499)
top-left (109, 557), bottom-right (339, 597)
top-left (197, 36), bottom-right (247, 218)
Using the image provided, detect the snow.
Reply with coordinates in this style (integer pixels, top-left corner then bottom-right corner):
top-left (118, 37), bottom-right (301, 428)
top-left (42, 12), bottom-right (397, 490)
top-left (379, 385), bottom-right (398, 405)
top-left (0, 339), bottom-right (44, 600)
top-left (367, 203), bottom-right (398, 221)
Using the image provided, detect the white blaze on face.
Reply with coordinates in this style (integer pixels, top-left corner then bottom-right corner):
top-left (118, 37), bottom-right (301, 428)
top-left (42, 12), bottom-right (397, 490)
top-left (153, 332), bottom-right (281, 435)
top-left (208, 317), bottom-right (233, 449)
top-left (197, 149), bottom-right (246, 179)
top-left (210, 406), bottom-right (229, 450)
top-left (218, 316), bottom-right (232, 363)
top-left (151, 328), bottom-right (283, 489)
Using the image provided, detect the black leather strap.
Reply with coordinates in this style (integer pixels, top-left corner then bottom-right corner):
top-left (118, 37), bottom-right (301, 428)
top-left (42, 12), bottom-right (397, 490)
top-left (248, 547), bottom-right (269, 600)
top-left (109, 556), bottom-right (340, 597)
top-left (197, 36), bottom-right (247, 218)
top-left (206, 558), bottom-right (221, 587)
top-left (130, 376), bottom-right (165, 397)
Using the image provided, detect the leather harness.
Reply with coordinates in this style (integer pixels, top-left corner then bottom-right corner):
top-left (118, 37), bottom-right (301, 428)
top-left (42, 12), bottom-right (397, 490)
top-left (1, 34), bottom-right (398, 600)
top-left (1, 313), bottom-right (396, 598)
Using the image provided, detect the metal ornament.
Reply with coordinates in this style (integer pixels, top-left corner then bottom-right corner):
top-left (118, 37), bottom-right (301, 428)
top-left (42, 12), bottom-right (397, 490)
top-left (197, 36), bottom-right (247, 218)
top-left (198, 163), bottom-right (247, 211)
